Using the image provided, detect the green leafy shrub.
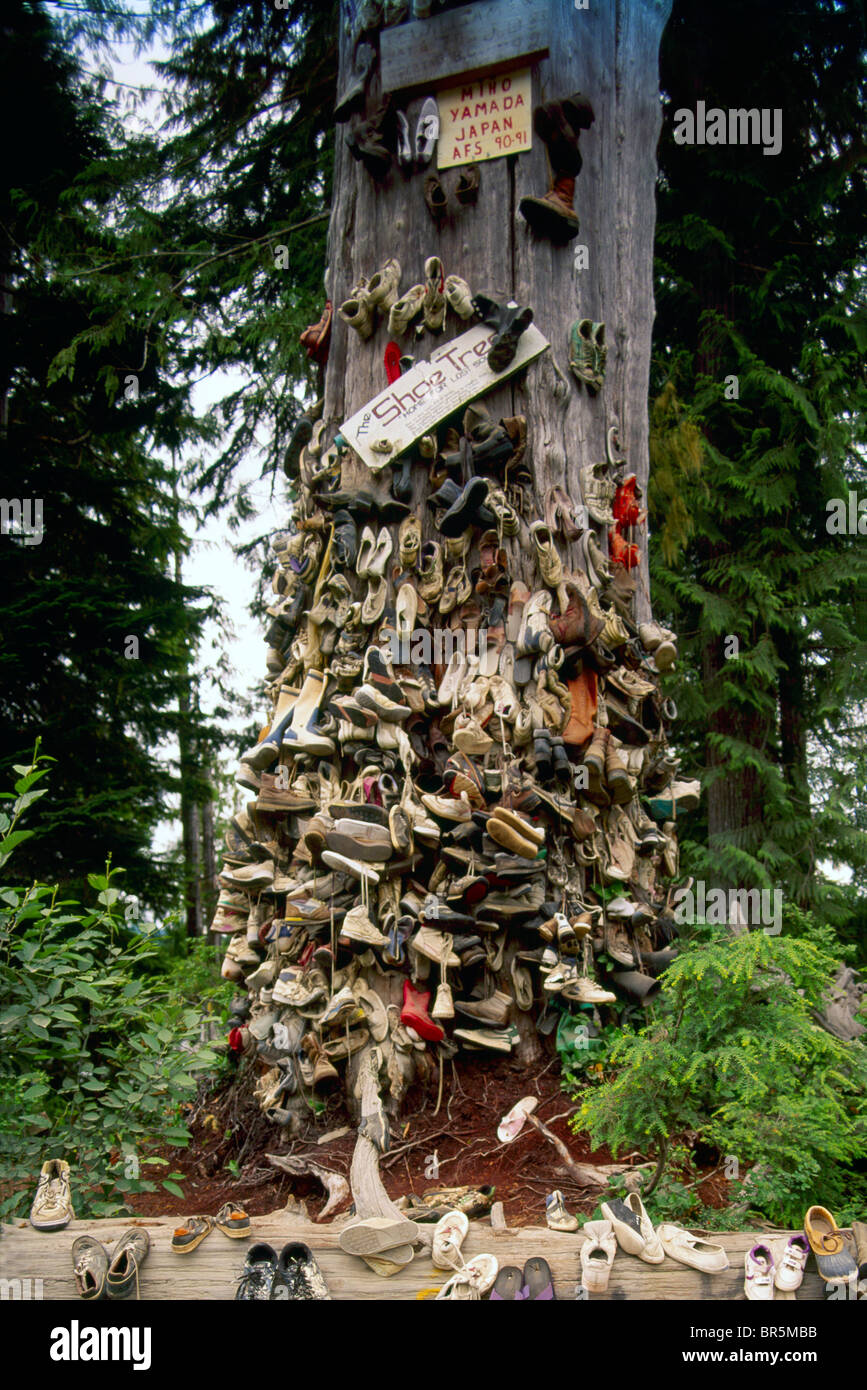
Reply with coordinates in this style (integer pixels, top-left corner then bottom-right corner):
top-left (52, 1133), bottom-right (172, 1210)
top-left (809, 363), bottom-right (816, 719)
top-left (571, 916), bottom-right (867, 1227)
top-left (0, 755), bottom-right (228, 1218)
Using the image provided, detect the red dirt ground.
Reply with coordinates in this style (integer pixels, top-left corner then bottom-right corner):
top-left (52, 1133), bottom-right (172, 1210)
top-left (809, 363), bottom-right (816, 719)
top-left (126, 1057), bottom-right (730, 1226)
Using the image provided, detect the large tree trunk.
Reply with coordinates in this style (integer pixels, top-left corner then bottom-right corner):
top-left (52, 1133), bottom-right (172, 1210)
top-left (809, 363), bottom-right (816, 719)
top-left (325, 0), bottom-right (669, 625)
top-left (320, 0), bottom-right (670, 1100)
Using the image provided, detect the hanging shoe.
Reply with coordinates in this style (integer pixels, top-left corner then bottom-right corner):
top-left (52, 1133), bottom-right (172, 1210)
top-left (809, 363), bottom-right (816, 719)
top-left (367, 257), bottom-right (402, 312)
top-left (415, 96), bottom-right (439, 164)
top-left (423, 256), bottom-right (446, 331)
top-left (455, 163), bottom-right (480, 205)
top-left (424, 172), bottom-right (448, 222)
top-left (519, 172), bottom-right (582, 242)
top-left (334, 41), bottom-right (376, 123)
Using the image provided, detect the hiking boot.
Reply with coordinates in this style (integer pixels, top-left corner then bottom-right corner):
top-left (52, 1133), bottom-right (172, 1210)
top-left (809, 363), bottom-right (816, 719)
top-left (71, 1235), bottom-right (108, 1300)
top-left (106, 1228), bottom-right (150, 1300)
top-left (549, 579), bottom-right (605, 648)
top-left (519, 173), bottom-right (581, 242)
top-left (256, 771), bottom-right (319, 813)
top-left (30, 1158), bottom-right (74, 1230)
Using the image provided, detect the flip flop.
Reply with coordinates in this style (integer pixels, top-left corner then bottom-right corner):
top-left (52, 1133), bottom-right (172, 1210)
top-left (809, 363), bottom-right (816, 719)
top-left (170, 1215), bottom-right (214, 1254)
top-left (215, 1201), bottom-right (251, 1239)
top-left (497, 1095), bottom-right (539, 1143)
top-left (489, 1265), bottom-right (523, 1299)
top-left (522, 1256), bottom-right (556, 1300)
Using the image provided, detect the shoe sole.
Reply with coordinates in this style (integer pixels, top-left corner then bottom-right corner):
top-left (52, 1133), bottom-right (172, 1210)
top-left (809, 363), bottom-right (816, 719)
top-left (338, 1219), bottom-right (419, 1256)
top-left (326, 832), bottom-right (392, 862)
top-left (171, 1225), bottom-right (214, 1254)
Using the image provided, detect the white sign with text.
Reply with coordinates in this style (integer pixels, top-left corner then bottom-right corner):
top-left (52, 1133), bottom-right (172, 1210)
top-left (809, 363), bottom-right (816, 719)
top-left (341, 322), bottom-right (548, 471)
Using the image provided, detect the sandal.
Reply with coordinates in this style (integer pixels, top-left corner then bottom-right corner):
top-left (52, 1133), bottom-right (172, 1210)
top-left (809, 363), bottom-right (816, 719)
top-left (522, 1255), bottom-right (557, 1299)
top-left (497, 1095), bottom-right (539, 1143)
top-left (490, 1265), bottom-right (523, 1300)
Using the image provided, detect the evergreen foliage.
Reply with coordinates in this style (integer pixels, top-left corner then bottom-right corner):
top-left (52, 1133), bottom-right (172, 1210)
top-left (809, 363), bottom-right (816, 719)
top-left (650, 0), bottom-right (867, 918)
top-left (574, 911), bottom-right (867, 1227)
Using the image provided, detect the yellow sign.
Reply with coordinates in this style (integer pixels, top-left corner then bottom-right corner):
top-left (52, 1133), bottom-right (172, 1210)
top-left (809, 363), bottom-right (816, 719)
top-left (437, 67), bottom-right (532, 170)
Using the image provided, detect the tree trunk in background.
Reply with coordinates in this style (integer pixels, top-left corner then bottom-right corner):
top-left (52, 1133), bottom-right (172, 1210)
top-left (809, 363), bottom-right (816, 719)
top-left (200, 791), bottom-right (217, 928)
top-left (324, 0), bottom-right (671, 1079)
top-left (175, 544), bottom-right (202, 938)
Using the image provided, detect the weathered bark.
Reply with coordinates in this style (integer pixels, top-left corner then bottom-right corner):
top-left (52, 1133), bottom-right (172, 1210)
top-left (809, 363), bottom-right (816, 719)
top-left (325, 0), bottom-right (670, 615)
top-left (323, 0), bottom-right (671, 1093)
top-left (701, 621), bottom-right (774, 896)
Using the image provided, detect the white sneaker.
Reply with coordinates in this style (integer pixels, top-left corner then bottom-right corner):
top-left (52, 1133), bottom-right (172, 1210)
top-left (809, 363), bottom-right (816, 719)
top-left (601, 1192), bottom-right (664, 1263)
top-left (744, 1242), bottom-right (775, 1300)
top-left (580, 1219), bottom-right (617, 1294)
top-left (563, 975), bottom-right (617, 1005)
top-left (773, 1234), bottom-right (809, 1292)
top-left (546, 1190), bottom-right (579, 1233)
top-left (30, 1159), bottom-right (74, 1230)
top-left (658, 1223), bottom-right (729, 1273)
top-left (341, 904), bottom-right (389, 948)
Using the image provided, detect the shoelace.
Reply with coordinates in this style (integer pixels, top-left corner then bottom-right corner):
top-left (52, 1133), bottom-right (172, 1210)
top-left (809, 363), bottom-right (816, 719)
top-left (237, 1266), bottom-right (272, 1299)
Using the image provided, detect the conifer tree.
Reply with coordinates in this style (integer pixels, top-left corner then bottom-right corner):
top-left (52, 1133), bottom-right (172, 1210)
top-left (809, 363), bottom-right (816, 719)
top-left (649, 0), bottom-right (867, 917)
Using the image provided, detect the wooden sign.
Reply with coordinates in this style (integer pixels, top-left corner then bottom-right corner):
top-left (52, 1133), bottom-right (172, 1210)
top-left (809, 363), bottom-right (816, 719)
top-left (437, 67), bottom-right (532, 169)
top-left (379, 0), bottom-right (549, 97)
top-left (341, 322), bottom-right (549, 473)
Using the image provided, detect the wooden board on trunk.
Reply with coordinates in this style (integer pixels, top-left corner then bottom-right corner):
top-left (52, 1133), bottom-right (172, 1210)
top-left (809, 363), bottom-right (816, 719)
top-left (380, 0), bottom-right (550, 96)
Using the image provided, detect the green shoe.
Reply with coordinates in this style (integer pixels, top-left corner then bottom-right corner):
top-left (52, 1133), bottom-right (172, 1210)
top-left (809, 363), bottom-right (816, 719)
top-left (569, 318), bottom-right (597, 390)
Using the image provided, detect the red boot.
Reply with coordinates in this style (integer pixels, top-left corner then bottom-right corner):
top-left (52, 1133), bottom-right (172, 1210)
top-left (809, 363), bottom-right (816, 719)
top-left (612, 475), bottom-right (646, 529)
top-left (401, 979), bottom-right (445, 1043)
top-left (608, 527), bottom-right (640, 570)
